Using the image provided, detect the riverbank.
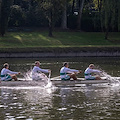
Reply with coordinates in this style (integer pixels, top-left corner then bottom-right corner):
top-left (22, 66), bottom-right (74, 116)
top-left (0, 31), bottom-right (120, 57)
top-left (0, 47), bottom-right (120, 57)
top-left (0, 31), bottom-right (120, 48)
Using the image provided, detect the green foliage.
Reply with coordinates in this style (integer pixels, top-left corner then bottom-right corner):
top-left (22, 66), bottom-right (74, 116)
top-left (118, 0), bottom-right (120, 31)
top-left (39, 0), bottom-right (62, 25)
top-left (9, 5), bottom-right (25, 27)
top-left (37, 0), bottom-right (64, 36)
top-left (102, 0), bottom-right (119, 31)
top-left (0, 0), bottom-right (120, 34)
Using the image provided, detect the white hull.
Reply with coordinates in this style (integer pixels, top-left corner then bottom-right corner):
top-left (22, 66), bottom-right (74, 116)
top-left (0, 77), bottom-right (119, 87)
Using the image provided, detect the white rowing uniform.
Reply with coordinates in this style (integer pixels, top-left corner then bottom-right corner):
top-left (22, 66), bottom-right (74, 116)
top-left (1, 68), bottom-right (18, 81)
top-left (84, 67), bottom-right (101, 80)
top-left (60, 67), bottom-right (79, 80)
top-left (32, 66), bottom-right (49, 80)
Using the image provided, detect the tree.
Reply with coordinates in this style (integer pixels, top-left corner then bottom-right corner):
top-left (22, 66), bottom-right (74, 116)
top-left (77, 0), bottom-right (85, 30)
top-left (118, 0), bottom-right (120, 31)
top-left (97, 0), bottom-right (103, 31)
top-left (0, 0), bottom-right (2, 30)
top-left (37, 0), bottom-right (62, 37)
top-left (71, 0), bottom-right (75, 15)
top-left (0, 0), bottom-right (13, 36)
top-left (9, 5), bottom-right (25, 27)
top-left (61, 0), bottom-right (75, 30)
top-left (93, 0), bottom-right (120, 38)
top-left (102, 0), bottom-right (119, 39)
top-left (40, 0), bottom-right (54, 37)
top-left (61, 0), bottom-right (67, 29)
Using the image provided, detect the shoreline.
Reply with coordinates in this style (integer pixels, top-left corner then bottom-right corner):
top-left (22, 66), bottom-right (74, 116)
top-left (0, 47), bottom-right (120, 57)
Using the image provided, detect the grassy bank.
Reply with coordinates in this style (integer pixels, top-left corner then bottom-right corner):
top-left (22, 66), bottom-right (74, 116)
top-left (0, 31), bottom-right (120, 47)
top-left (0, 31), bottom-right (120, 53)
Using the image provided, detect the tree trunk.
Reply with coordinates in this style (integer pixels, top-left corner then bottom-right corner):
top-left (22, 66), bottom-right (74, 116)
top-left (99, 0), bottom-right (104, 31)
top-left (77, 0), bottom-right (85, 30)
top-left (0, 0), bottom-right (13, 36)
top-left (104, 0), bottom-right (110, 40)
top-left (61, 0), bottom-right (67, 29)
top-left (105, 27), bottom-right (109, 40)
top-left (72, 0), bottom-right (75, 15)
top-left (48, 10), bottom-right (53, 37)
top-left (0, 0), bottom-right (2, 32)
top-left (118, 0), bottom-right (120, 31)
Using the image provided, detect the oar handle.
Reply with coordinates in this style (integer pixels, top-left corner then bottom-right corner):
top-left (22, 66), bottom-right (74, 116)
top-left (48, 72), bottom-right (51, 79)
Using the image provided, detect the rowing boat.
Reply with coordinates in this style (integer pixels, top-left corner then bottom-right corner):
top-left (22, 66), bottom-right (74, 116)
top-left (0, 80), bottom-right (46, 87)
top-left (51, 77), bottom-right (117, 86)
top-left (0, 77), bottom-right (119, 87)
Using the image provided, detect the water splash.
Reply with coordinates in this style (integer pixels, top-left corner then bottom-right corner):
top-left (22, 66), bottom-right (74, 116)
top-left (100, 71), bottom-right (120, 84)
top-left (45, 72), bottom-right (53, 88)
top-left (95, 65), bottom-right (120, 84)
top-left (23, 69), bottom-right (53, 88)
top-left (23, 69), bottom-right (33, 81)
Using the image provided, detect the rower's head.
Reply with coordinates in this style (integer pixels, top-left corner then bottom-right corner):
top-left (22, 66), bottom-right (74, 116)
top-left (89, 64), bottom-right (94, 69)
top-left (35, 61), bottom-right (41, 67)
top-left (63, 62), bottom-right (69, 68)
top-left (3, 63), bottom-right (9, 69)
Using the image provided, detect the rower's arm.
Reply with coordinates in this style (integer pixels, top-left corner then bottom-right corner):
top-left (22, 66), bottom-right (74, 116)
top-left (91, 69), bottom-right (101, 73)
top-left (37, 68), bottom-right (49, 73)
top-left (6, 69), bottom-right (18, 75)
top-left (66, 68), bottom-right (79, 73)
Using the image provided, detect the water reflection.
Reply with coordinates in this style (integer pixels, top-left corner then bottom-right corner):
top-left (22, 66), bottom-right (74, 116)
top-left (0, 87), bottom-right (56, 120)
top-left (0, 88), bottom-right (26, 119)
top-left (50, 84), bottom-right (120, 120)
top-left (1, 83), bottom-right (120, 119)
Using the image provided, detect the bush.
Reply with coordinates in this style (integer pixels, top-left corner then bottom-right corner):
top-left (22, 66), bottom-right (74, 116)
top-left (8, 5), bottom-right (26, 27)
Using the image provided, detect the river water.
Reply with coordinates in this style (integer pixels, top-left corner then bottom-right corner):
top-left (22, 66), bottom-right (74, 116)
top-left (0, 57), bottom-right (120, 120)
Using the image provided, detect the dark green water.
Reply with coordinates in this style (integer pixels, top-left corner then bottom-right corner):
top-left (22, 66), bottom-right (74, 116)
top-left (0, 57), bottom-right (120, 120)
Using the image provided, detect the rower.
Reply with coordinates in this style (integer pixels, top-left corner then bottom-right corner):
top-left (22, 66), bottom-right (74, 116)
top-left (32, 61), bottom-right (51, 80)
top-left (1, 63), bottom-right (20, 81)
top-left (60, 62), bottom-right (81, 80)
top-left (84, 64), bottom-right (102, 80)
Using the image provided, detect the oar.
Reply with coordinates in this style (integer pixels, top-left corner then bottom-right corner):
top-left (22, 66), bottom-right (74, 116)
top-left (45, 72), bottom-right (52, 88)
top-left (48, 72), bottom-right (51, 82)
top-left (51, 71), bottom-right (81, 80)
top-left (51, 76), bottom-right (60, 80)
